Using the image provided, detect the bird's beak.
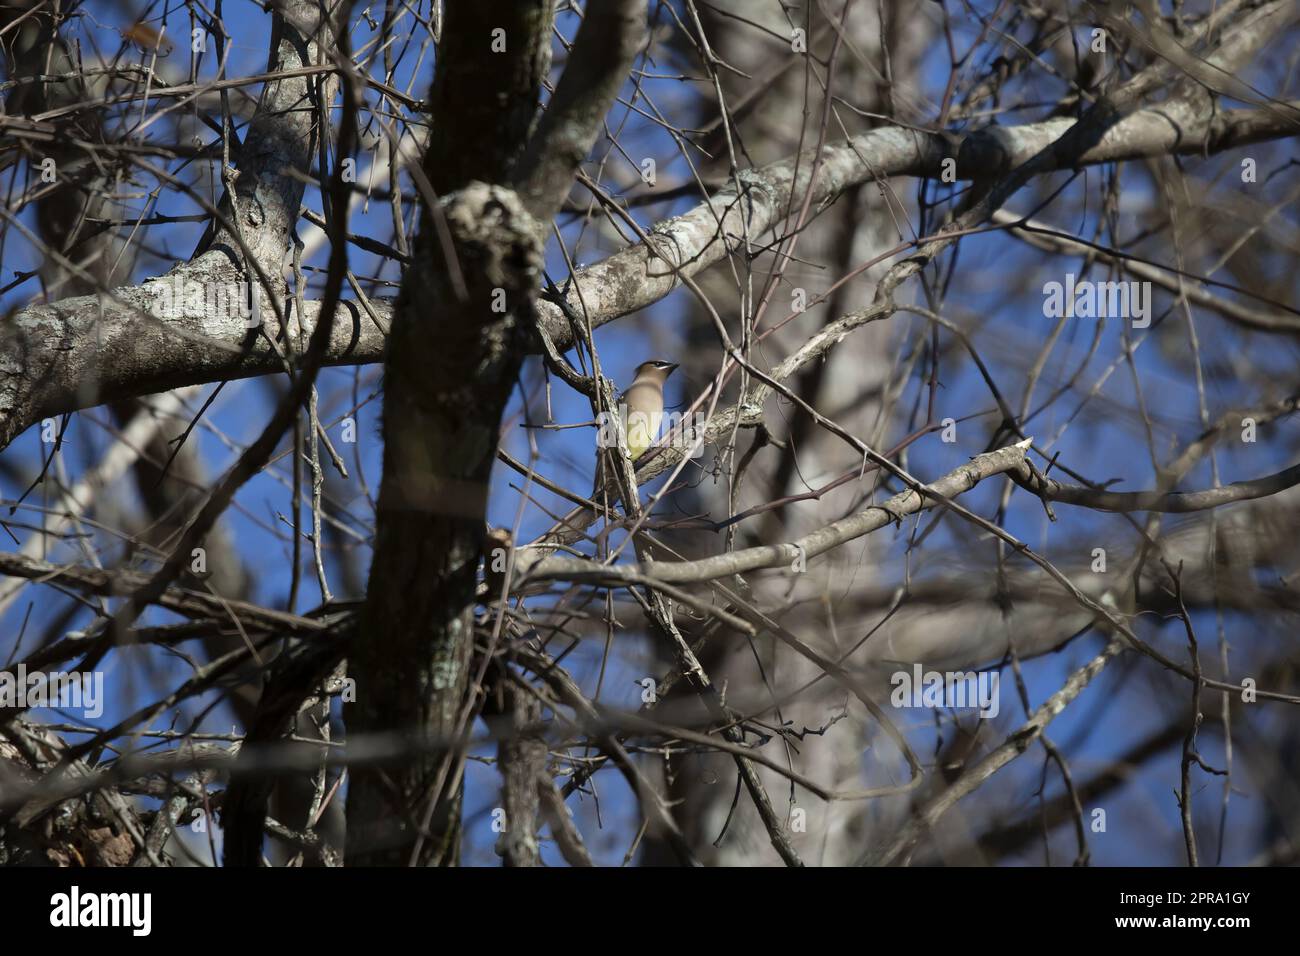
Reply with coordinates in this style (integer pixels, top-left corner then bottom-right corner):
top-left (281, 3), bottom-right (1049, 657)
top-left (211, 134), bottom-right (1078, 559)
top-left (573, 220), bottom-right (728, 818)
top-left (664, 363), bottom-right (680, 376)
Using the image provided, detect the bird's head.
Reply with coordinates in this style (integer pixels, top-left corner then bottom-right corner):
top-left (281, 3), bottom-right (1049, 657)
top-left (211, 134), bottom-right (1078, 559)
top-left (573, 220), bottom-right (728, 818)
top-left (634, 359), bottom-right (679, 382)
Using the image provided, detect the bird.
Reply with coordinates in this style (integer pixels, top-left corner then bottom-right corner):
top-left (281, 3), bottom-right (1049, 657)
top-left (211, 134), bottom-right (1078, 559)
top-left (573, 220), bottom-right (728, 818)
top-left (119, 21), bottom-right (175, 56)
top-left (589, 359), bottom-right (678, 506)
top-left (620, 359), bottom-right (678, 461)
top-left (512, 359), bottom-right (680, 582)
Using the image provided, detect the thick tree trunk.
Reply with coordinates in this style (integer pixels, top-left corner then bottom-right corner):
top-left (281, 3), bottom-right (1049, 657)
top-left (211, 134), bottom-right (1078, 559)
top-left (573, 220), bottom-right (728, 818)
top-left (346, 183), bottom-right (541, 864)
top-left (345, 2), bottom-right (553, 866)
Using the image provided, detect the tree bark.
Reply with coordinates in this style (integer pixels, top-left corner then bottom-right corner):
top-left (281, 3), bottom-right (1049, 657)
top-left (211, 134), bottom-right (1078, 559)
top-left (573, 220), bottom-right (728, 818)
top-left (344, 2), bottom-right (553, 866)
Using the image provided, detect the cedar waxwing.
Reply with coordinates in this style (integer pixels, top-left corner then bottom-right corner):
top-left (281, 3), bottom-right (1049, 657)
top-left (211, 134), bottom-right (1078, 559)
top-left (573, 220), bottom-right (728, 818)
top-left (119, 21), bottom-right (175, 56)
top-left (620, 360), bottom-right (678, 460)
top-left (512, 360), bottom-right (679, 579)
